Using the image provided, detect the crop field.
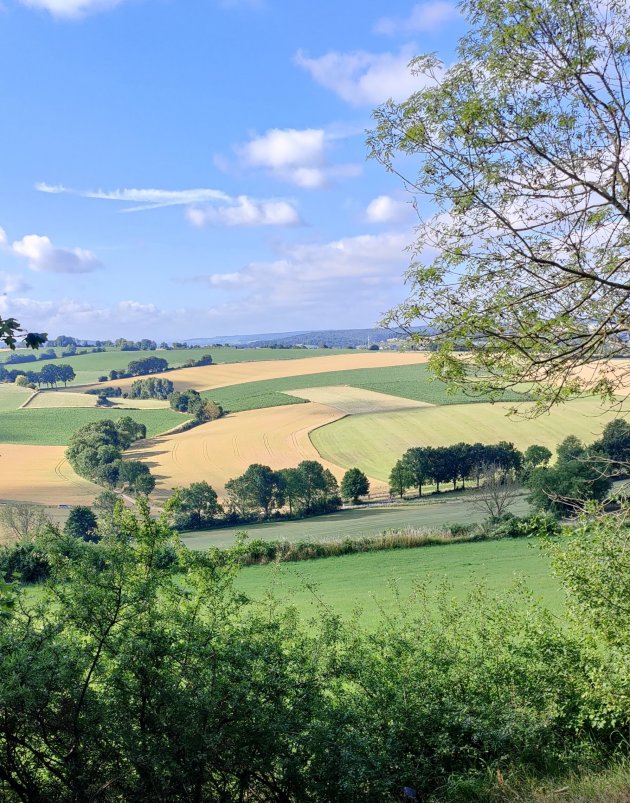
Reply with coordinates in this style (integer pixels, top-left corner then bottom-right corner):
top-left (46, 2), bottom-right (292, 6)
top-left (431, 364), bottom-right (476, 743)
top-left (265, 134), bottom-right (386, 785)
top-left (182, 494), bottom-right (531, 549)
top-left (235, 538), bottom-right (563, 625)
top-left (127, 402), bottom-right (353, 499)
top-left (202, 361), bottom-right (524, 413)
top-left (0, 444), bottom-right (99, 505)
top-left (311, 397), bottom-right (623, 481)
top-left (284, 386), bottom-right (434, 414)
top-left (82, 351), bottom-right (431, 393)
top-left (0, 407), bottom-right (188, 446)
top-left (0, 384), bottom-right (32, 410)
top-left (0, 346), bottom-right (352, 386)
top-left (24, 392), bottom-right (169, 410)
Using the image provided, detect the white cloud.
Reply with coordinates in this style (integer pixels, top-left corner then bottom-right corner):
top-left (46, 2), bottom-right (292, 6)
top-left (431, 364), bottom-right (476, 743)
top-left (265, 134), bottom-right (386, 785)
top-left (19, 0), bottom-right (125, 18)
top-left (11, 234), bottom-right (101, 273)
top-left (36, 182), bottom-right (302, 226)
top-left (0, 227), bottom-right (6, 248)
top-left (295, 46), bottom-right (424, 106)
top-left (235, 127), bottom-right (361, 188)
top-left (186, 196), bottom-right (302, 227)
top-left (0, 273), bottom-right (31, 294)
top-left (374, 2), bottom-right (459, 35)
top-left (189, 231), bottom-right (412, 310)
top-left (365, 195), bottom-right (413, 223)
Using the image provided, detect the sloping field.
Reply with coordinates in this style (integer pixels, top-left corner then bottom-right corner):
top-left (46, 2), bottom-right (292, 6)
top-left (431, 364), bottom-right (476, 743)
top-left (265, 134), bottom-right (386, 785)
top-left (0, 384), bottom-right (32, 410)
top-left (81, 351), bottom-right (430, 393)
top-left (127, 402), bottom-right (388, 499)
top-left (0, 444), bottom-right (100, 505)
top-left (572, 358), bottom-right (630, 393)
top-left (24, 392), bottom-right (169, 410)
top-left (311, 397), bottom-right (626, 482)
top-left (236, 538), bottom-right (562, 625)
top-left (285, 386), bottom-right (434, 414)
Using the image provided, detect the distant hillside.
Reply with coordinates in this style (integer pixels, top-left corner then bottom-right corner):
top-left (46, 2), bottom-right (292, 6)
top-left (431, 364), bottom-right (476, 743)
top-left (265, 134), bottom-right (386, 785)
top-left (184, 328), bottom-right (418, 349)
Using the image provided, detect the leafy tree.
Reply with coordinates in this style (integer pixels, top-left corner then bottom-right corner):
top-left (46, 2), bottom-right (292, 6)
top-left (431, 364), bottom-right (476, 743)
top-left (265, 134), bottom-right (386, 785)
top-left (64, 506), bottom-right (99, 542)
top-left (226, 464), bottom-right (282, 519)
top-left (58, 364), bottom-right (76, 386)
top-left (389, 459), bottom-right (412, 498)
top-left (118, 460), bottom-right (154, 495)
top-left (524, 445), bottom-right (553, 470)
top-left (527, 461), bottom-right (611, 515)
top-left (340, 468), bottom-right (370, 504)
top-left (129, 377), bottom-right (174, 400)
top-left (176, 482), bottom-right (222, 529)
top-left (13, 375), bottom-right (27, 387)
top-left (277, 467), bottom-right (302, 516)
top-left (369, 0), bottom-right (630, 410)
top-left (556, 435), bottom-right (586, 464)
top-left (401, 447), bottom-right (431, 496)
top-left (592, 419), bottom-right (630, 469)
top-left (126, 356), bottom-right (168, 376)
top-left (93, 490), bottom-right (120, 520)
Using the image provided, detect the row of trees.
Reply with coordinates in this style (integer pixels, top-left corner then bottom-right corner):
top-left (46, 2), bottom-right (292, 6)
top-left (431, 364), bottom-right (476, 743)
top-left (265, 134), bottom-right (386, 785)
top-left (389, 441), bottom-right (525, 497)
top-left (9, 363), bottom-right (76, 388)
top-left (65, 417), bottom-right (155, 494)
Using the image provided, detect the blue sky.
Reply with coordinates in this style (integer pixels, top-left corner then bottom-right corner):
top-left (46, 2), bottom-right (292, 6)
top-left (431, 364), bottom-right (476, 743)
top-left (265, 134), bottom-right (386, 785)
top-left (0, 0), bottom-right (466, 340)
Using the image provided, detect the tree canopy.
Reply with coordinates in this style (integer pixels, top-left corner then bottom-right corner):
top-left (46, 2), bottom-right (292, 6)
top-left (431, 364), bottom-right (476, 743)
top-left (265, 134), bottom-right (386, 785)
top-left (369, 0), bottom-right (630, 411)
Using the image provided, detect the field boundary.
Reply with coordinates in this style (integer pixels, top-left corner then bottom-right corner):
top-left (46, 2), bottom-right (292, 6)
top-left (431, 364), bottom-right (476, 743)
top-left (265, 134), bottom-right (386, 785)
top-left (19, 391), bottom-right (39, 409)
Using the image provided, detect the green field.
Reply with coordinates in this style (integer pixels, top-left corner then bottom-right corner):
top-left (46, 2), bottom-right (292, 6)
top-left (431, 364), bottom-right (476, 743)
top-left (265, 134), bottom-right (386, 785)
top-left (311, 397), bottom-right (622, 482)
top-left (182, 494), bottom-right (531, 549)
top-left (235, 538), bottom-right (563, 624)
top-left (0, 407), bottom-right (189, 445)
top-left (0, 347), bottom-right (351, 386)
top-left (0, 384), bottom-right (32, 410)
top-left (202, 363), bottom-right (527, 413)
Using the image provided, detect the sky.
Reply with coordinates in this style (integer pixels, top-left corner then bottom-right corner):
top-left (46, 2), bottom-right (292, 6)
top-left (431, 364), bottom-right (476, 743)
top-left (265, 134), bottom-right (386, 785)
top-left (0, 0), bottom-right (467, 340)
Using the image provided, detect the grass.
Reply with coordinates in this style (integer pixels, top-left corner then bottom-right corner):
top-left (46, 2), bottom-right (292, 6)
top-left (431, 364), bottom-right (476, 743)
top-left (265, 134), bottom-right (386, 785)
top-left (234, 537), bottom-right (562, 625)
top-left (311, 397), bottom-right (624, 482)
top-left (0, 347), bottom-right (351, 386)
top-left (202, 363), bottom-right (527, 412)
top-left (182, 494), bottom-right (531, 549)
top-left (0, 384), bottom-right (32, 410)
top-left (0, 407), bottom-right (189, 445)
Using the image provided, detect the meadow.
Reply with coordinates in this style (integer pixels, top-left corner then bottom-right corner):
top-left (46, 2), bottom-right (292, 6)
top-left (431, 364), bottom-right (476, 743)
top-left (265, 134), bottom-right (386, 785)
top-left (181, 494), bottom-right (531, 549)
top-left (311, 396), bottom-right (622, 481)
top-left (0, 383), bottom-right (32, 410)
top-left (235, 537), bottom-right (563, 625)
top-left (0, 406), bottom-right (188, 445)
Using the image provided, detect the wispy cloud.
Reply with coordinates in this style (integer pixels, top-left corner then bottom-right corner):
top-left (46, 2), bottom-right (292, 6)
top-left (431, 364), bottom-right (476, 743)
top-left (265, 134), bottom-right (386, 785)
top-left (294, 46), bottom-right (427, 106)
top-left (365, 195), bottom-right (414, 224)
top-left (374, 1), bottom-right (459, 35)
top-left (19, 0), bottom-right (126, 19)
top-left (36, 182), bottom-right (302, 227)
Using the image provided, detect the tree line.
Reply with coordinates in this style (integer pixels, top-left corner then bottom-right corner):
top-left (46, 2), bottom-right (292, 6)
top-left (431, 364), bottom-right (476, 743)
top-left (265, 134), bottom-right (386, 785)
top-left (5, 363), bottom-right (76, 388)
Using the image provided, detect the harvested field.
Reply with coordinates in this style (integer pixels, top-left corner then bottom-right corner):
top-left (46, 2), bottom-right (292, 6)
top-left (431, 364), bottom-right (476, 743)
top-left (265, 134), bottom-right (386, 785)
top-left (311, 397), bottom-right (626, 482)
top-left (285, 386), bottom-right (434, 414)
top-left (127, 402), bottom-right (389, 499)
top-left (25, 392), bottom-right (169, 410)
top-left (81, 351), bottom-right (430, 393)
top-left (571, 358), bottom-right (630, 393)
top-left (0, 444), bottom-right (100, 505)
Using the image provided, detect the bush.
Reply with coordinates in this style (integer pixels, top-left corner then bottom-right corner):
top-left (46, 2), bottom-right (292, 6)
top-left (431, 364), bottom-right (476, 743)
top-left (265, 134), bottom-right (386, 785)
top-left (0, 542), bottom-right (50, 583)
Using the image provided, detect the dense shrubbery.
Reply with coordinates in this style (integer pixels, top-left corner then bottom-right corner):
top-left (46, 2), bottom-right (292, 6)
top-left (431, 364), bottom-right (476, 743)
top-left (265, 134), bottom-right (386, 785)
top-left (0, 502), bottom-right (626, 801)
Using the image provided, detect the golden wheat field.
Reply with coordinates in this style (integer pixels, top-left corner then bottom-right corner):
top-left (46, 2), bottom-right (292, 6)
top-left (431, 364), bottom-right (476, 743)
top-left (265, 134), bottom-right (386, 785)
top-left (285, 385), bottom-right (434, 414)
top-left (0, 444), bottom-right (100, 505)
top-left (125, 401), bottom-right (390, 500)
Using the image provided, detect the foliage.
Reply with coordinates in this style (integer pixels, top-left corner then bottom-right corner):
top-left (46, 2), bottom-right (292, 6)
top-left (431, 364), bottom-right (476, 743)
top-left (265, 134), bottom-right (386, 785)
top-left (63, 506), bottom-right (99, 542)
top-left (0, 503), bottom-right (49, 544)
top-left (369, 0), bottom-right (630, 410)
top-left (129, 376), bottom-right (174, 400)
top-left (174, 482), bottom-right (222, 530)
top-left (592, 419), bottom-right (630, 472)
top-left (524, 445), bottom-right (553, 469)
top-left (340, 467), bottom-right (370, 503)
top-left (527, 460), bottom-right (611, 515)
top-left (0, 541), bottom-right (50, 583)
top-left (126, 355), bottom-right (168, 376)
